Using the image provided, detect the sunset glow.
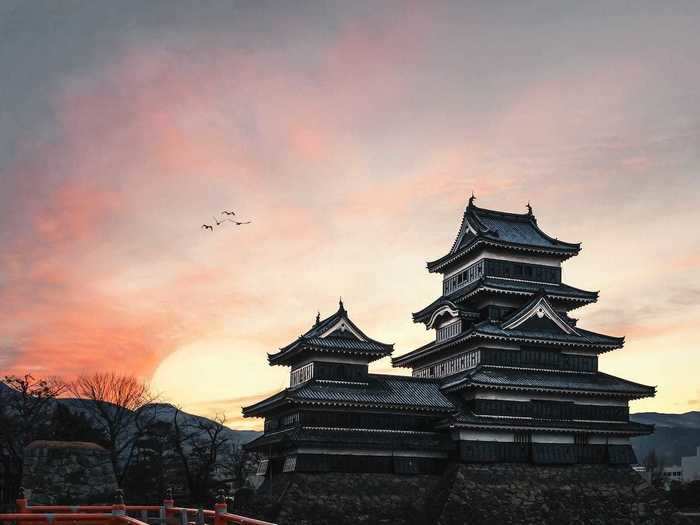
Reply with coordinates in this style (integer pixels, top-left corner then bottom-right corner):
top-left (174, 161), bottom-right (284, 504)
top-left (1, 1), bottom-right (699, 429)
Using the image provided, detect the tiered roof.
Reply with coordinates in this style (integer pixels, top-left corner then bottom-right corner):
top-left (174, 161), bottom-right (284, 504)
top-left (244, 426), bottom-right (454, 452)
top-left (243, 374), bottom-right (455, 417)
top-left (441, 367), bottom-right (655, 399)
top-left (267, 300), bottom-right (393, 366)
top-left (441, 411), bottom-right (654, 435)
top-left (413, 278), bottom-right (598, 325)
top-left (395, 295), bottom-right (624, 367)
top-left (427, 198), bottom-right (580, 273)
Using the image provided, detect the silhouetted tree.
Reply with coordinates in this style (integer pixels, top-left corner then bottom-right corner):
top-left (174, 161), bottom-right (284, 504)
top-left (123, 419), bottom-right (175, 503)
top-left (0, 375), bottom-right (66, 501)
top-left (172, 408), bottom-right (232, 504)
top-left (45, 404), bottom-right (108, 446)
top-left (69, 372), bottom-right (157, 484)
top-left (643, 449), bottom-right (666, 486)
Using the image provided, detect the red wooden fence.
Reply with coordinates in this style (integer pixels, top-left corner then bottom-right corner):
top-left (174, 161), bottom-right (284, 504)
top-left (0, 490), bottom-right (275, 525)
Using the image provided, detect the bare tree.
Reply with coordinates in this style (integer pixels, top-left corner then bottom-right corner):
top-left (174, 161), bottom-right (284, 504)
top-left (69, 372), bottom-right (157, 485)
top-left (0, 375), bottom-right (66, 500)
top-left (171, 407), bottom-right (232, 504)
top-left (643, 449), bottom-right (666, 486)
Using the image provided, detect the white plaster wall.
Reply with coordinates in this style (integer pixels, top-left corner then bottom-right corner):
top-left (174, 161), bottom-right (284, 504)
top-left (682, 447), bottom-right (700, 482)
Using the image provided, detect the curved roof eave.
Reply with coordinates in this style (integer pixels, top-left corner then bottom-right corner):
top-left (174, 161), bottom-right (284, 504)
top-left (427, 238), bottom-right (581, 273)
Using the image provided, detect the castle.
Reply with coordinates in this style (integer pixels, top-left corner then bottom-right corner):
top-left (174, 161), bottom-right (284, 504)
top-left (242, 197), bottom-right (655, 476)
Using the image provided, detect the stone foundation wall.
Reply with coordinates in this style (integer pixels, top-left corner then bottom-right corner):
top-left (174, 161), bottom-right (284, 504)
top-left (240, 472), bottom-right (442, 525)
top-left (438, 463), bottom-right (689, 525)
top-left (241, 463), bottom-right (690, 525)
top-left (22, 441), bottom-right (117, 505)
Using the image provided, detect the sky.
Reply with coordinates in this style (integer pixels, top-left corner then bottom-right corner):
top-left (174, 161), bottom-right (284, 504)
top-left (0, 1), bottom-right (699, 429)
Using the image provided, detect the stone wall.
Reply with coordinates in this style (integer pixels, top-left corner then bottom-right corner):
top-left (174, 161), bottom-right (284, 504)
top-left (22, 441), bottom-right (118, 505)
top-left (240, 472), bottom-right (442, 525)
top-left (241, 463), bottom-right (690, 525)
top-left (438, 463), bottom-right (690, 525)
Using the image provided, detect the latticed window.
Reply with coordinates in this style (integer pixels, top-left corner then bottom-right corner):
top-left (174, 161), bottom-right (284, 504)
top-left (574, 433), bottom-right (589, 446)
top-left (290, 362), bottom-right (314, 386)
top-left (282, 456), bottom-right (297, 473)
top-left (281, 412), bottom-right (300, 427)
top-left (256, 460), bottom-right (269, 476)
top-left (436, 320), bottom-right (461, 342)
top-left (514, 431), bottom-right (532, 444)
top-left (412, 349), bottom-right (481, 378)
top-left (443, 260), bottom-right (485, 294)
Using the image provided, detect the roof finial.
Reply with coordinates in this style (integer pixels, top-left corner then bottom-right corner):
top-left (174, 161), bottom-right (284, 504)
top-left (526, 200), bottom-right (533, 215)
top-left (469, 191), bottom-right (476, 207)
top-left (338, 297), bottom-right (345, 313)
top-left (315, 311), bottom-right (321, 325)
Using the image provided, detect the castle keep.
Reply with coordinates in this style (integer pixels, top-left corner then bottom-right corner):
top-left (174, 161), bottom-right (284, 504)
top-left (242, 197), bottom-right (655, 476)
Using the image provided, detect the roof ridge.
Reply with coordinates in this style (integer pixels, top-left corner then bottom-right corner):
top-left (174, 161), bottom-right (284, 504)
top-left (369, 372), bottom-right (442, 382)
top-left (470, 203), bottom-right (533, 222)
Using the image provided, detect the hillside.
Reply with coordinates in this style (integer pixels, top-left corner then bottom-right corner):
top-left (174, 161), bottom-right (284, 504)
top-left (631, 411), bottom-right (700, 466)
top-left (0, 383), bottom-right (260, 448)
top-left (56, 398), bottom-right (261, 448)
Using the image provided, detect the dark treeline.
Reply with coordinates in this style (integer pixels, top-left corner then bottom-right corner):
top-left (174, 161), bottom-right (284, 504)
top-left (0, 373), bottom-right (255, 507)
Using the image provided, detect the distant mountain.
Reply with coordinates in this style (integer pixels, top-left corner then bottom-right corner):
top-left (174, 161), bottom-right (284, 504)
top-left (631, 411), bottom-right (700, 466)
top-left (631, 411), bottom-right (700, 429)
top-left (0, 383), bottom-right (260, 449)
top-left (144, 402), bottom-right (261, 446)
top-left (56, 398), bottom-right (261, 448)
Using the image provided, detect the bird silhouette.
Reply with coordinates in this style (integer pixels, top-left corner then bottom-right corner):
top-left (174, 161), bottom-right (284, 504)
top-left (213, 216), bottom-right (225, 226)
top-left (233, 220), bottom-right (251, 225)
top-left (201, 224), bottom-right (214, 231)
top-left (222, 210), bottom-right (236, 216)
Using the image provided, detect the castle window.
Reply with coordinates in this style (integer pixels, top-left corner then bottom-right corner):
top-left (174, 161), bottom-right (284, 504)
top-left (282, 456), bottom-right (297, 473)
top-left (256, 460), bottom-right (269, 476)
top-left (281, 412), bottom-right (300, 427)
top-left (514, 431), bottom-right (532, 444)
top-left (436, 320), bottom-right (461, 342)
top-left (290, 362), bottom-right (314, 386)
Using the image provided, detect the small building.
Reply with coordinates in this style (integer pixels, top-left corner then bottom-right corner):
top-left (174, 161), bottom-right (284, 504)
top-left (662, 465), bottom-right (684, 489)
top-left (681, 446), bottom-right (700, 482)
top-left (242, 197), bottom-right (656, 476)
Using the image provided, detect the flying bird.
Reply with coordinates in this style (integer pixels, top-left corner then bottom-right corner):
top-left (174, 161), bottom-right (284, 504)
top-left (233, 220), bottom-right (251, 225)
top-left (213, 216), bottom-right (225, 226)
top-left (222, 210), bottom-right (236, 216)
top-left (201, 224), bottom-right (214, 231)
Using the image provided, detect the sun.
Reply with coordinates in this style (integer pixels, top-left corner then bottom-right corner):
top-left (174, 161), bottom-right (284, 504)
top-left (151, 338), bottom-right (287, 421)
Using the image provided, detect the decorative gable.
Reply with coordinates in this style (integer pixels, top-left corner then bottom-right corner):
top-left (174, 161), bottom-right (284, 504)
top-left (427, 303), bottom-right (461, 330)
top-left (502, 295), bottom-right (577, 335)
top-left (452, 218), bottom-right (478, 254)
top-left (322, 320), bottom-right (363, 340)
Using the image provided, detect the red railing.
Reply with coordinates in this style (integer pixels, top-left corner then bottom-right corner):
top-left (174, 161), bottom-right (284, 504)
top-left (0, 493), bottom-right (275, 525)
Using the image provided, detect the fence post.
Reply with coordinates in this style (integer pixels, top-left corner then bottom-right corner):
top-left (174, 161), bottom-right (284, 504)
top-left (13, 486), bottom-right (27, 525)
top-left (112, 489), bottom-right (126, 525)
top-left (16, 487), bottom-right (28, 513)
top-left (162, 488), bottom-right (174, 525)
top-left (196, 509), bottom-right (205, 525)
top-left (214, 490), bottom-right (227, 525)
